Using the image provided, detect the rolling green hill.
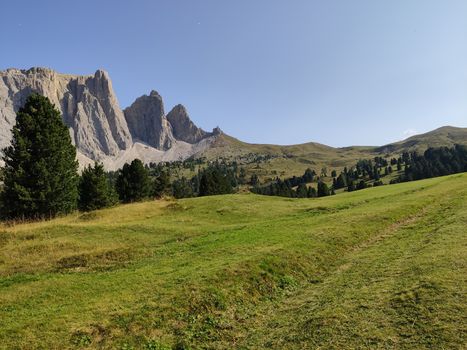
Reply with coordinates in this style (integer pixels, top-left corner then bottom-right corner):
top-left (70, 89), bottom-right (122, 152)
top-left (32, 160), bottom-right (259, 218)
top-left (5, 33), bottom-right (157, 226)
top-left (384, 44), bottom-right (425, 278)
top-left (376, 126), bottom-right (467, 154)
top-left (1, 173), bottom-right (466, 349)
top-left (199, 126), bottom-right (467, 181)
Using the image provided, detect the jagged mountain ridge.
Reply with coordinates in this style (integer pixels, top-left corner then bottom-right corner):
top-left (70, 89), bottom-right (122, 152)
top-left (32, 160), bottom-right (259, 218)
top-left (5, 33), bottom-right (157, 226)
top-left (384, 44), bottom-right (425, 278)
top-left (0, 67), bottom-right (465, 173)
top-left (0, 67), bottom-right (133, 159)
top-left (166, 104), bottom-right (211, 144)
top-left (0, 67), bottom-right (218, 168)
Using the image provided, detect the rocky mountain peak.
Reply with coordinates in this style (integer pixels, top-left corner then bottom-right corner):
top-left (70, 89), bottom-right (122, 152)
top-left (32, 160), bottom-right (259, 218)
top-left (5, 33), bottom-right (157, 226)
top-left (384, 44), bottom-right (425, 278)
top-left (212, 126), bottom-right (223, 135)
top-left (0, 67), bottom-right (132, 159)
top-left (166, 104), bottom-right (209, 144)
top-left (94, 68), bottom-right (108, 78)
top-left (123, 91), bottom-right (174, 150)
top-left (172, 103), bottom-right (187, 113)
top-left (0, 67), bottom-right (221, 168)
top-left (149, 90), bottom-right (162, 98)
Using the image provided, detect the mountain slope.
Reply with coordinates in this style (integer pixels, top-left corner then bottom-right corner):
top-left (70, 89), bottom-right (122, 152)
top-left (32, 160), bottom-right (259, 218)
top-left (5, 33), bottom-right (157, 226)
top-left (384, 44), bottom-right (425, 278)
top-left (376, 126), bottom-right (467, 153)
top-left (196, 127), bottom-right (467, 179)
top-left (204, 126), bottom-right (467, 160)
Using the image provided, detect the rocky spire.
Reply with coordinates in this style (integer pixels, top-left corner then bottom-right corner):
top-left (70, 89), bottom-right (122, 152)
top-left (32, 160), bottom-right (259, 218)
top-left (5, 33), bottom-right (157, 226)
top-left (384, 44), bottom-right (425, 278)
top-left (166, 104), bottom-right (209, 144)
top-left (123, 90), bottom-right (175, 150)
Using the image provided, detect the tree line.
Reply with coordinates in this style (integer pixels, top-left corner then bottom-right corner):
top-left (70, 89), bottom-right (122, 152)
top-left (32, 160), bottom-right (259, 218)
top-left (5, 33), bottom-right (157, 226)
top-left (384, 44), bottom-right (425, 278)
top-left (249, 146), bottom-right (467, 199)
top-left (392, 145), bottom-right (467, 183)
top-left (250, 168), bottom-right (333, 198)
top-left (0, 94), bottom-right (465, 220)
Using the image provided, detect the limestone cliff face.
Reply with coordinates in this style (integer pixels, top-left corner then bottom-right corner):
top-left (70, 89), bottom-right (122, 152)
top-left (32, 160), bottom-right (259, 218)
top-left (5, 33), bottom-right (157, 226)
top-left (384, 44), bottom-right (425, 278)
top-left (0, 67), bottom-right (132, 159)
top-left (0, 67), bottom-right (219, 168)
top-left (166, 104), bottom-right (209, 144)
top-left (123, 90), bottom-right (175, 150)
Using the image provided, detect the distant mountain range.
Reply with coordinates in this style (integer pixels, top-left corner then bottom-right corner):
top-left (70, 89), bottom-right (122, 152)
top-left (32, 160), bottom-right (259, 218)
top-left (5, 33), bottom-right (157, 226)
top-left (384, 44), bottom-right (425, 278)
top-left (0, 67), bottom-right (466, 170)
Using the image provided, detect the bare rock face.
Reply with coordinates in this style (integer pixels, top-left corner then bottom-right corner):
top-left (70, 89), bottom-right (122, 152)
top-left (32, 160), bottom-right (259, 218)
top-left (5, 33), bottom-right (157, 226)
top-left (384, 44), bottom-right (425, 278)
top-left (166, 104), bottom-right (210, 144)
top-left (0, 67), bottom-right (221, 168)
top-left (123, 90), bottom-right (175, 150)
top-left (0, 67), bottom-right (132, 159)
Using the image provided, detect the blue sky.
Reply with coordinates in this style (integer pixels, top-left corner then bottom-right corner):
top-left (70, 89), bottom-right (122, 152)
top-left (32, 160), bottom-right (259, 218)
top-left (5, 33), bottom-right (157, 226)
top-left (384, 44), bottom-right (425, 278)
top-left (1, 0), bottom-right (466, 146)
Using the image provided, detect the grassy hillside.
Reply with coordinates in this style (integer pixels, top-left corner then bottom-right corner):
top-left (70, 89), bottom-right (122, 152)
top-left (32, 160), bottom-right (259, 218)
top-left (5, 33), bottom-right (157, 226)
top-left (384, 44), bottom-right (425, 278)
top-left (202, 134), bottom-right (378, 180)
top-left (199, 126), bottom-right (467, 181)
top-left (0, 173), bottom-right (466, 349)
top-left (376, 126), bottom-right (467, 154)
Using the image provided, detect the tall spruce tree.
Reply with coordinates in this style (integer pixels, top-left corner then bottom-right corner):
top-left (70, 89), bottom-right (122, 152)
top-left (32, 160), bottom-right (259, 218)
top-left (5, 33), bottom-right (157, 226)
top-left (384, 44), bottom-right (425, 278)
top-left (78, 162), bottom-right (117, 211)
top-left (198, 164), bottom-right (233, 196)
top-left (1, 94), bottom-right (78, 219)
top-left (172, 177), bottom-right (194, 199)
top-left (115, 159), bottom-right (151, 203)
top-left (307, 186), bottom-right (317, 198)
top-left (153, 170), bottom-right (171, 198)
top-left (317, 181), bottom-right (330, 197)
top-left (296, 183), bottom-right (308, 198)
top-left (334, 173), bottom-right (347, 189)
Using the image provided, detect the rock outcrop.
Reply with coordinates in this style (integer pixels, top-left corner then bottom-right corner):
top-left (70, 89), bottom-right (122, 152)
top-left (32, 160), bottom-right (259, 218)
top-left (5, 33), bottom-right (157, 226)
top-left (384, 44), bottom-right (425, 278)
top-left (0, 67), bottom-right (219, 168)
top-left (166, 104), bottom-right (209, 144)
top-left (0, 67), bottom-right (132, 159)
top-left (123, 90), bottom-right (175, 150)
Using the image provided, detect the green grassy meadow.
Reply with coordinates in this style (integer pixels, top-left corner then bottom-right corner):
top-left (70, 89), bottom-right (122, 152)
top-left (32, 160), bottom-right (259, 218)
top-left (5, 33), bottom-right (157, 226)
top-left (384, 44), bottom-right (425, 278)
top-left (0, 173), bottom-right (466, 349)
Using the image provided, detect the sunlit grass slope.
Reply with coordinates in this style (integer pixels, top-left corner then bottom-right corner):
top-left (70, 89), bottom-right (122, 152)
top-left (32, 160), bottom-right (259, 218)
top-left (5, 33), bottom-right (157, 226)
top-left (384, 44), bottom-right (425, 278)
top-left (0, 173), bottom-right (466, 349)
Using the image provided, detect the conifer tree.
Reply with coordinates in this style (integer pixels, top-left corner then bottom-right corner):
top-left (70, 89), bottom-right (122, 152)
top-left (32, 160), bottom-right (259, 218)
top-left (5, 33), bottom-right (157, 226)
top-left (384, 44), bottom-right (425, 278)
top-left (116, 159), bottom-right (151, 203)
top-left (317, 181), bottom-right (330, 197)
top-left (296, 183), bottom-right (308, 198)
top-left (78, 162), bottom-right (117, 211)
top-left (249, 174), bottom-right (260, 186)
top-left (198, 163), bottom-right (233, 196)
top-left (153, 170), bottom-right (171, 198)
top-left (172, 177), bottom-right (194, 199)
top-left (303, 168), bottom-right (315, 183)
top-left (307, 186), bottom-right (317, 198)
top-left (334, 173), bottom-right (347, 189)
top-left (1, 94), bottom-right (78, 219)
top-left (357, 180), bottom-right (367, 190)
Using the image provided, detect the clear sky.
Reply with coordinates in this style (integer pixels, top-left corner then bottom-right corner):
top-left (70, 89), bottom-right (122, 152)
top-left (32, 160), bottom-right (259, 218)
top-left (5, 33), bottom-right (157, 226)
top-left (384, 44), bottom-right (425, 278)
top-left (1, 0), bottom-right (466, 146)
